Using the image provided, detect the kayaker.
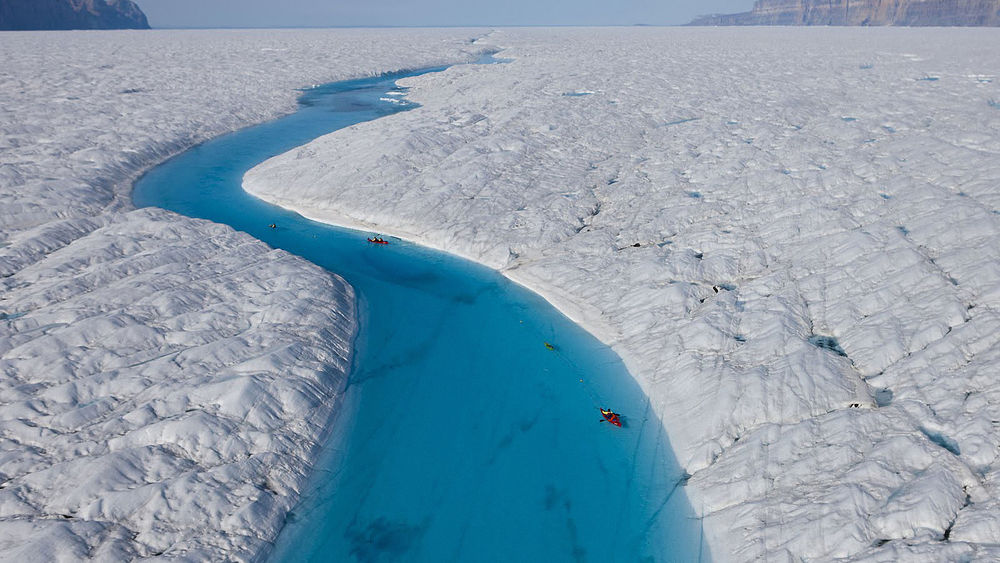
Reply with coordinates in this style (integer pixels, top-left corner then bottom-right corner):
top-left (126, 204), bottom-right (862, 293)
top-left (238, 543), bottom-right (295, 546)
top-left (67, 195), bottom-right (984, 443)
top-left (601, 408), bottom-right (622, 427)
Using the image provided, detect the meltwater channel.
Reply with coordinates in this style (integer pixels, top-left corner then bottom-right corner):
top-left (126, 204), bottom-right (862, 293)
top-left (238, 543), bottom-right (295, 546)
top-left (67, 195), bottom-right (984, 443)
top-left (133, 55), bottom-right (707, 563)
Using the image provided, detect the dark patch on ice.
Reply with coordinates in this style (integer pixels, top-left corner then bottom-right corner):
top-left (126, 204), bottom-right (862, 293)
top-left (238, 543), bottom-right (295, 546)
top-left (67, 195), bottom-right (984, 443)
top-left (882, 125), bottom-right (897, 134)
top-left (632, 242), bottom-right (642, 248)
top-left (874, 388), bottom-right (893, 407)
top-left (542, 480), bottom-right (589, 563)
top-left (346, 516), bottom-right (429, 562)
top-left (120, 88), bottom-right (144, 94)
top-left (860, 63), bottom-right (874, 70)
top-left (941, 489), bottom-right (971, 542)
top-left (663, 117), bottom-right (700, 127)
top-left (562, 91), bottom-right (593, 97)
top-left (917, 76), bottom-right (940, 82)
top-left (606, 178), bottom-right (618, 185)
top-left (687, 191), bottom-right (702, 199)
top-left (957, 191), bottom-right (968, 197)
top-left (733, 334), bottom-right (746, 343)
top-left (496, 415), bottom-right (539, 450)
top-left (573, 202), bottom-right (602, 235)
top-left (451, 291), bottom-right (481, 305)
top-left (880, 193), bottom-right (892, 200)
top-left (542, 484), bottom-right (565, 511)
top-left (715, 283), bottom-right (735, 291)
top-left (693, 252), bottom-right (703, 260)
top-left (841, 116), bottom-right (857, 122)
top-left (566, 517), bottom-right (587, 563)
top-left (897, 225), bottom-right (910, 236)
top-left (919, 427), bottom-right (961, 456)
top-left (0, 311), bottom-right (25, 321)
top-left (872, 538), bottom-right (890, 547)
top-left (808, 335), bottom-right (848, 357)
top-left (989, 99), bottom-right (1000, 110)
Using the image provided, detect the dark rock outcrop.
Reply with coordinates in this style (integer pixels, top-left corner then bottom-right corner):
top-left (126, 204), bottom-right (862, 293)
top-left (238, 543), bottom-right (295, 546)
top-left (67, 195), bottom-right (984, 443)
top-left (689, 0), bottom-right (1000, 26)
top-left (0, 0), bottom-right (150, 31)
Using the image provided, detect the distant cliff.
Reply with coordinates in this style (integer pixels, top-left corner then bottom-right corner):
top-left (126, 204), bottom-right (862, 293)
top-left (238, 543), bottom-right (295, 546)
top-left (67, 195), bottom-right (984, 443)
top-left (689, 0), bottom-right (1000, 26)
top-left (0, 0), bottom-right (150, 31)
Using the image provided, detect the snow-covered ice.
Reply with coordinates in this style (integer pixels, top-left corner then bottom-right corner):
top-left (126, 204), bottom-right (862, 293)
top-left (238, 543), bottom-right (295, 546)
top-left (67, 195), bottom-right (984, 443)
top-left (0, 29), bottom-right (484, 560)
top-left (245, 27), bottom-right (1000, 561)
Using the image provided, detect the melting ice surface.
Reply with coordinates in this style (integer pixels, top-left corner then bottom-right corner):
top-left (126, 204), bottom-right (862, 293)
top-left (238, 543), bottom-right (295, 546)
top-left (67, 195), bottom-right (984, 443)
top-left (133, 59), bottom-right (706, 562)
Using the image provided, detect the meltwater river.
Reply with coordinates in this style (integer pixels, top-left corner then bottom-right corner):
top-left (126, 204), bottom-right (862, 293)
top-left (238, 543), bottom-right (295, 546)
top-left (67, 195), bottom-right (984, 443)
top-left (133, 56), bottom-right (707, 563)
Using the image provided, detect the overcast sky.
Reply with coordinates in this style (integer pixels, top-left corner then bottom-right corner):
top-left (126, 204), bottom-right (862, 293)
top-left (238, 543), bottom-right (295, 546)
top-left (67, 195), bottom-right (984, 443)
top-left (136, 0), bottom-right (754, 28)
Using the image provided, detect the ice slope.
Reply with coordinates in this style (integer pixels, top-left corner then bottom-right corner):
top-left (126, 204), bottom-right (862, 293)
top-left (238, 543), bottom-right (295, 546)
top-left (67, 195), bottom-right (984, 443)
top-left (245, 27), bottom-right (1000, 561)
top-left (0, 29), bottom-right (484, 560)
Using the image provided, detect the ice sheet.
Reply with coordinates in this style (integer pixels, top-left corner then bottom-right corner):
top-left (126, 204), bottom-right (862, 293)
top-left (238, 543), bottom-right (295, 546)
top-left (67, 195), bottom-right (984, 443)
top-left (245, 27), bottom-right (1000, 561)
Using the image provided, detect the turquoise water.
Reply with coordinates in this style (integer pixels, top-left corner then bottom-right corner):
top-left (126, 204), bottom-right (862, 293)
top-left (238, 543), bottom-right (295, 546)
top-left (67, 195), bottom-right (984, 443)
top-left (133, 60), bottom-right (707, 563)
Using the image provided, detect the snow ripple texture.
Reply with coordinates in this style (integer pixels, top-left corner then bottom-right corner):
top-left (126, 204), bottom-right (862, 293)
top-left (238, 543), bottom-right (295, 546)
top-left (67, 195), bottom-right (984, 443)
top-left (245, 28), bottom-right (1000, 561)
top-left (0, 29), bottom-right (483, 560)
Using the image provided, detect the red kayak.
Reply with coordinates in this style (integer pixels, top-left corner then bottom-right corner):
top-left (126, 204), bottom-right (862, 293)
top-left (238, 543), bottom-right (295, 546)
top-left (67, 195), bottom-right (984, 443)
top-left (367, 238), bottom-right (389, 245)
top-left (600, 408), bottom-right (622, 427)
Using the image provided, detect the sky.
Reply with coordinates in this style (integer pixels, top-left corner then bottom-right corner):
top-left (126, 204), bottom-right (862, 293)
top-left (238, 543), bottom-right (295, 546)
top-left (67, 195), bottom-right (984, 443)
top-left (136, 0), bottom-right (754, 28)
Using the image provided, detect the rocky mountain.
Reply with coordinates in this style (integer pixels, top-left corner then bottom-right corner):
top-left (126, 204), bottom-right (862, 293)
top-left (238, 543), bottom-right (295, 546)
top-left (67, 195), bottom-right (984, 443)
top-left (0, 0), bottom-right (150, 31)
top-left (689, 0), bottom-right (1000, 26)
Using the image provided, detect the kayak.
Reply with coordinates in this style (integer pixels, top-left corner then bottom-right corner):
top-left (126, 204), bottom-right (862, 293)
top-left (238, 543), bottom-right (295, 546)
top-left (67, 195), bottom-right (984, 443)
top-left (600, 408), bottom-right (622, 427)
top-left (367, 238), bottom-right (389, 245)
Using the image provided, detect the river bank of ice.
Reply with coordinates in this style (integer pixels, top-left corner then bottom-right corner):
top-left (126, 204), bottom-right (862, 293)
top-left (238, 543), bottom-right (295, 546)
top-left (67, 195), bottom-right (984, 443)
top-left (244, 27), bottom-right (1000, 561)
top-left (0, 29), bottom-right (486, 560)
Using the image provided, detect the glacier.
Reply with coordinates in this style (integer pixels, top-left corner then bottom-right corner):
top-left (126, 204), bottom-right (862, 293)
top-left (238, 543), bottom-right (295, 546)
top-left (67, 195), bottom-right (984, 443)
top-left (0, 29), bottom-right (485, 560)
top-left (244, 27), bottom-right (1000, 561)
